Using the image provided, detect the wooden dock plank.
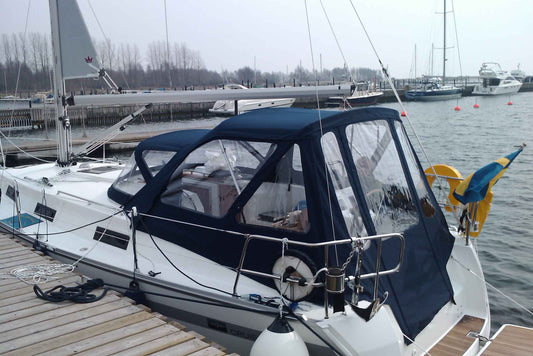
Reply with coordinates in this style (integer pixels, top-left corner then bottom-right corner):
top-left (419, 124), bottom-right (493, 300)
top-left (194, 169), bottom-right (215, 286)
top-left (0, 292), bottom-right (124, 331)
top-left (0, 237), bottom-right (17, 246)
top-left (0, 274), bottom-right (82, 300)
top-left (0, 275), bottom-right (82, 308)
top-left (113, 332), bottom-right (197, 356)
top-left (151, 338), bottom-right (211, 356)
top-left (0, 292), bottom-right (112, 321)
top-left (0, 295), bottom-right (50, 316)
top-left (0, 246), bottom-right (28, 257)
top-left (72, 324), bottom-right (189, 356)
top-left (0, 251), bottom-right (46, 264)
top-left (0, 255), bottom-right (48, 270)
top-left (189, 347), bottom-right (227, 356)
top-left (0, 271), bottom-right (74, 288)
top-left (40, 318), bottom-right (169, 355)
top-left (428, 315), bottom-right (483, 355)
top-left (0, 233), bottom-right (235, 355)
top-left (0, 301), bottom-right (139, 344)
top-left (0, 308), bottom-right (152, 355)
top-left (481, 325), bottom-right (533, 355)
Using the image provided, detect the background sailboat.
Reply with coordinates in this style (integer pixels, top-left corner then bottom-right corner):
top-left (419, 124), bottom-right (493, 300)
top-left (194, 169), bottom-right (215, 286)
top-left (405, 0), bottom-right (462, 101)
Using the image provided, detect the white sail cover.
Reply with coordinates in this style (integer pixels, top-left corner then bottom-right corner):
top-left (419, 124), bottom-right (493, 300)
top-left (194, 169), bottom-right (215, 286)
top-left (58, 0), bottom-right (100, 79)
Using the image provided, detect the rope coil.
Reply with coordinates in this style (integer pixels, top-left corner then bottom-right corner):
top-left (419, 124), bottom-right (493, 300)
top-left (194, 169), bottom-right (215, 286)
top-left (0, 263), bottom-right (75, 284)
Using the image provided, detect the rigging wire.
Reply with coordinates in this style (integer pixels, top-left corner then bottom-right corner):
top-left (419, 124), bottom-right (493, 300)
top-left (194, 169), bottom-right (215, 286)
top-left (5, 0), bottom-right (32, 139)
top-left (303, 0), bottom-right (340, 266)
top-left (450, 0), bottom-right (463, 78)
top-left (163, 0), bottom-right (173, 121)
top-left (319, 0), bottom-right (350, 78)
top-left (0, 130), bottom-right (54, 164)
top-left (86, 0), bottom-right (131, 92)
top-left (347, 0), bottom-right (442, 191)
top-left (164, 0), bottom-right (172, 89)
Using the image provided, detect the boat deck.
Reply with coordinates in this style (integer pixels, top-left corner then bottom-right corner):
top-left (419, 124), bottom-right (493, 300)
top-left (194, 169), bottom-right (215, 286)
top-left (0, 233), bottom-right (237, 356)
top-left (480, 324), bottom-right (533, 355)
top-left (428, 315), bottom-right (483, 355)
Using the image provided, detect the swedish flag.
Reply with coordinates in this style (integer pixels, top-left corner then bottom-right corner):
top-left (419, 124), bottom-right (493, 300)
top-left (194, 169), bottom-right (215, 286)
top-left (453, 146), bottom-right (524, 204)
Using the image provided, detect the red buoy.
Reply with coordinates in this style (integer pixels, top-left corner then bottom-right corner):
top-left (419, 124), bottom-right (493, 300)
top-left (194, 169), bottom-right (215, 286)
top-left (400, 111), bottom-right (406, 117)
top-left (507, 101), bottom-right (513, 105)
top-left (473, 103), bottom-right (479, 108)
top-left (454, 106), bottom-right (460, 111)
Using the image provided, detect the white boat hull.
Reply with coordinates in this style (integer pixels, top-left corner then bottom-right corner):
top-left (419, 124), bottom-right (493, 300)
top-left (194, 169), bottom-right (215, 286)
top-left (209, 98), bottom-right (296, 116)
top-left (0, 162), bottom-right (490, 355)
top-left (472, 82), bottom-right (522, 95)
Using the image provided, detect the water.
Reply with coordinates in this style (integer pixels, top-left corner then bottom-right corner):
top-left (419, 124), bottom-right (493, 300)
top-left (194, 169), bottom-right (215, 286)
top-left (379, 92), bottom-right (533, 332)
top-left (3, 92), bottom-right (532, 333)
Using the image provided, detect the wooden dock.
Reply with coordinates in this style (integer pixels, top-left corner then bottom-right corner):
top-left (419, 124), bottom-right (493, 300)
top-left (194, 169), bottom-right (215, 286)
top-left (0, 233), bottom-right (237, 356)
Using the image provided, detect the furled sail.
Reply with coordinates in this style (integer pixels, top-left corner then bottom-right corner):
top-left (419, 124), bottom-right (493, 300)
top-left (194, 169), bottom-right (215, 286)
top-left (57, 0), bottom-right (100, 79)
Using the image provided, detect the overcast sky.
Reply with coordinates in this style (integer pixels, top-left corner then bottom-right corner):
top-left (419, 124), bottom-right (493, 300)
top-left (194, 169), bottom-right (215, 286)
top-left (1, 0), bottom-right (531, 78)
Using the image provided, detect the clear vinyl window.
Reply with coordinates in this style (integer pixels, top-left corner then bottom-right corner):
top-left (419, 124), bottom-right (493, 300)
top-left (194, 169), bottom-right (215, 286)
top-left (395, 122), bottom-right (436, 218)
top-left (321, 132), bottom-right (366, 237)
top-left (241, 145), bottom-right (309, 233)
top-left (346, 121), bottom-right (418, 234)
top-left (161, 139), bottom-right (275, 217)
top-left (142, 150), bottom-right (176, 177)
top-left (112, 155), bottom-right (145, 195)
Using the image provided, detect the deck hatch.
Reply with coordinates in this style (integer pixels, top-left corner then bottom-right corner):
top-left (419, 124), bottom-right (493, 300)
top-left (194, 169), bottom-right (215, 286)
top-left (93, 226), bottom-right (130, 250)
top-left (6, 185), bottom-right (16, 201)
top-left (0, 213), bottom-right (41, 229)
top-left (34, 203), bottom-right (56, 222)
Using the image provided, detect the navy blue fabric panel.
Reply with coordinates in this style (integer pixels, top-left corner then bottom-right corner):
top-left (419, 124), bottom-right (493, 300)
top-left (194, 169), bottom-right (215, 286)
top-left (107, 107), bottom-right (455, 340)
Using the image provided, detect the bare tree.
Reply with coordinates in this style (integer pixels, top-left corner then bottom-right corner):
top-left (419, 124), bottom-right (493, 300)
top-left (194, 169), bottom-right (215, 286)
top-left (17, 33), bottom-right (28, 65)
top-left (1, 34), bottom-right (12, 65)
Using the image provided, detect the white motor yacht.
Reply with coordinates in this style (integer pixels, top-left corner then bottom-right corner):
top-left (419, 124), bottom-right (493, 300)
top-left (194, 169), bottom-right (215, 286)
top-left (209, 84), bottom-right (295, 115)
top-left (472, 62), bottom-right (522, 95)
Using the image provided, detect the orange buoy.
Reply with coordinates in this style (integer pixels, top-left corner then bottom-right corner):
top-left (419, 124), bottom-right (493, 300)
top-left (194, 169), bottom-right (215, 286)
top-left (507, 101), bottom-right (513, 105)
top-left (454, 106), bottom-right (460, 111)
top-left (473, 103), bottom-right (479, 108)
top-left (400, 111), bottom-right (406, 117)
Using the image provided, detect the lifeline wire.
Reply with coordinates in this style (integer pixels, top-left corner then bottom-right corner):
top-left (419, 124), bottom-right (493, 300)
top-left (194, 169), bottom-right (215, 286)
top-left (139, 217), bottom-right (236, 297)
top-left (0, 130), bottom-right (54, 163)
top-left (451, 256), bottom-right (533, 318)
top-left (401, 332), bottom-right (432, 356)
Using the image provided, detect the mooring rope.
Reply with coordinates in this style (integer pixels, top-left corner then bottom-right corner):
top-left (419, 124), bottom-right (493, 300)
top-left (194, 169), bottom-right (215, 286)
top-left (0, 263), bottom-right (75, 285)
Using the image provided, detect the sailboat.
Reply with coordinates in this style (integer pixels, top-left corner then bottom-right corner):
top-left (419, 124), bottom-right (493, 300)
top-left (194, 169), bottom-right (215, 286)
top-left (0, 1), bottom-right (527, 355)
top-left (405, 0), bottom-right (462, 101)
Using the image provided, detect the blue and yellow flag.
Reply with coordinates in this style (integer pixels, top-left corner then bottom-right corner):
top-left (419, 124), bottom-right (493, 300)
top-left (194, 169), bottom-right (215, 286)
top-left (453, 146), bottom-right (524, 204)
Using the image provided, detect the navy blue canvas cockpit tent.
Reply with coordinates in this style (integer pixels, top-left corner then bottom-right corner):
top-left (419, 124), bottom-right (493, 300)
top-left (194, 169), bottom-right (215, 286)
top-left (108, 107), bottom-right (455, 340)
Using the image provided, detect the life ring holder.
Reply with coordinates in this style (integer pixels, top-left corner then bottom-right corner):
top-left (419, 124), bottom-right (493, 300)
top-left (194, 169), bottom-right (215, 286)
top-left (424, 164), bottom-right (463, 214)
top-left (271, 249), bottom-right (319, 302)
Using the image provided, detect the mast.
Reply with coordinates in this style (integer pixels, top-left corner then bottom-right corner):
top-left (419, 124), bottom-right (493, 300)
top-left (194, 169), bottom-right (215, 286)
top-left (49, 0), bottom-right (71, 166)
top-left (442, 0), bottom-right (446, 83)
